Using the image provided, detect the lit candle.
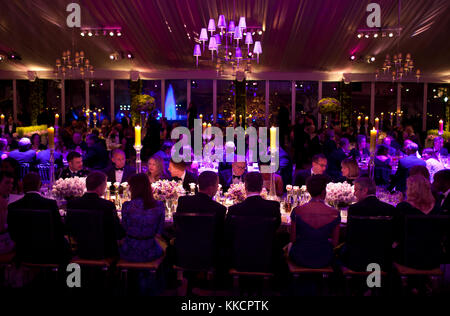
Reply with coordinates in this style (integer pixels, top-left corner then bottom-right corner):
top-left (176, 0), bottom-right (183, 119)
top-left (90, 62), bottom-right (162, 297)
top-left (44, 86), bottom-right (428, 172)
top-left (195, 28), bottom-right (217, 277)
top-left (270, 126), bottom-right (277, 152)
top-left (135, 125), bottom-right (141, 147)
top-left (199, 114), bottom-right (203, 120)
top-left (390, 112), bottom-right (393, 125)
top-left (47, 127), bottom-right (55, 149)
top-left (1, 114), bottom-right (4, 125)
top-left (439, 119), bottom-right (444, 135)
top-left (375, 117), bottom-right (379, 130)
top-left (86, 111), bottom-right (90, 126)
top-left (239, 114), bottom-right (242, 125)
top-left (370, 128), bottom-right (377, 153)
top-left (357, 116), bottom-right (361, 128)
top-left (202, 122), bottom-right (207, 131)
top-left (365, 116), bottom-right (369, 127)
top-left (55, 114), bottom-right (59, 126)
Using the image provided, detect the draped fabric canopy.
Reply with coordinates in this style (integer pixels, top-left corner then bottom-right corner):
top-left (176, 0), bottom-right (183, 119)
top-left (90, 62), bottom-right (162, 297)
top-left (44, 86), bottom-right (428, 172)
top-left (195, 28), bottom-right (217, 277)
top-left (0, 0), bottom-right (449, 79)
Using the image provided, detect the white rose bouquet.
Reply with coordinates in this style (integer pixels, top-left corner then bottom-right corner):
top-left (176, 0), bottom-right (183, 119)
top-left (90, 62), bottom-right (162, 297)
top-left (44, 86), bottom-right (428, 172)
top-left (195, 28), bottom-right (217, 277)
top-left (224, 182), bottom-right (246, 203)
top-left (52, 177), bottom-right (86, 200)
top-left (151, 180), bottom-right (185, 201)
top-left (325, 181), bottom-right (355, 208)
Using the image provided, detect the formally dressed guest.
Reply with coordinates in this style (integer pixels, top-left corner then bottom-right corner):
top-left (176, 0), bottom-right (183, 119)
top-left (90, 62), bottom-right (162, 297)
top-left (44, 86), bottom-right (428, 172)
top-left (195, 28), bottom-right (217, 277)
top-left (294, 154), bottom-right (329, 187)
top-left (220, 161), bottom-right (247, 192)
top-left (103, 149), bottom-right (135, 183)
top-left (390, 141), bottom-right (426, 193)
top-left (433, 136), bottom-right (448, 157)
top-left (1, 157), bottom-right (22, 194)
top-left (394, 175), bottom-right (442, 269)
top-left (374, 145), bottom-right (392, 187)
top-left (4, 117), bottom-right (16, 135)
top-left (304, 124), bottom-right (322, 162)
top-left (8, 173), bottom-right (70, 263)
top-left (67, 171), bottom-right (125, 259)
top-left (433, 169), bottom-right (450, 213)
top-left (120, 173), bottom-right (166, 262)
top-left (168, 159), bottom-right (198, 192)
top-left (289, 175), bottom-right (340, 268)
top-left (177, 171), bottom-right (227, 256)
top-left (322, 129), bottom-right (337, 160)
top-left (261, 171), bottom-right (284, 197)
top-left (58, 151), bottom-right (89, 179)
top-left (67, 132), bottom-right (87, 152)
top-left (338, 158), bottom-right (359, 185)
top-left (146, 155), bottom-right (170, 183)
top-left (382, 136), bottom-right (398, 157)
top-left (8, 138), bottom-right (36, 165)
top-left (0, 172), bottom-right (15, 254)
top-left (105, 127), bottom-right (122, 152)
top-left (186, 102), bottom-right (198, 130)
top-left (0, 138), bottom-right (7, 159)
top-left (350, 135), bottom-right (370, 160)
top-left (84, 134), bottom-right (109, 170)
top-left (349, 177), bottom-right (395, 217)
top-left (30, 133), bottom-right (46, 152)
top-left (153, 141), bottom-right (173, 171)
top-left (226, 172), bottom-right (281, 229)
top-left (422, 148), bottom-right (445, 182)
top-left (327, 138), bottom-right (350, 181)
top-left (36, 149), bottom-right (63, 169)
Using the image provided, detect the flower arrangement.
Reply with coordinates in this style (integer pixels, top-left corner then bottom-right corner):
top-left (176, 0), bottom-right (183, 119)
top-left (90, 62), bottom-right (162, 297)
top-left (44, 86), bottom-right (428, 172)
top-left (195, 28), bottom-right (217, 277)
top-left (52, 177), bottom-right (86, 200)
top-left (16, 125), bottom-right (48, 138)
top-left (318, 98), bottom-right (341, 114)
top-left (325, 181), bottom-right (355, 208)
top-left (151, 179), bottom-right (185, 201)
top-left (132, 94), bottom-right (155, 111)
top-left (224, 182), bottom-right (246, 203)
top-left (427, 130), bottom-right (450, 141)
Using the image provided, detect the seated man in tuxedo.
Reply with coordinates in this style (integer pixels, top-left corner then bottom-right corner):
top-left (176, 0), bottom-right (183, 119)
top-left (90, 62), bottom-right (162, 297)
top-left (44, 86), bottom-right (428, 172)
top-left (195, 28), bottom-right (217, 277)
top-left (433, 169), bottom-right (450, 213)
top-left (349, 177), bottom-right (395, 217)
top-left (7, 172), bottom-right (70, 263)
top-left (220, 160), bottom-right (247, 192)
top-left (103, 149), bottom-right (135, 183)
top-left (390, 141), bottom-right (426, 192)
top-left (67, 171), bottom-right (125, 259)
top-left (168, 159), bottom-right (197, 192)
top-left (8, 137), bottom-right (36, 165)
top-left (294, 154), bottom-right (329, 186)
top-left (59, 151), bottom-right (90, 179)
top-left (177, 171), bottom-right (227, 255)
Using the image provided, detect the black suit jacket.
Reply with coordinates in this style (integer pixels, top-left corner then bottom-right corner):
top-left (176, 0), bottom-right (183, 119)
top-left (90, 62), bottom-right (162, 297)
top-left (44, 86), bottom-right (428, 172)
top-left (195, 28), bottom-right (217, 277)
top-left (226, 195), bottom-right (281, 229)
top-left (348, 196), bottom-right (395, 217)
top-left (174, 171), bottom-right (198, 192)
top-left (58, 168), bottom-right (90, 179)
top-left (220, 169), bottom-right (247, 192)
top-left (103, 165), bottom-right (136, 183)
top-left (67, 193), bottom-right (125, 258)
top-left (293, 169), bottom-right (311, 187)
top-left (7, 193), bottom-right (70, 262)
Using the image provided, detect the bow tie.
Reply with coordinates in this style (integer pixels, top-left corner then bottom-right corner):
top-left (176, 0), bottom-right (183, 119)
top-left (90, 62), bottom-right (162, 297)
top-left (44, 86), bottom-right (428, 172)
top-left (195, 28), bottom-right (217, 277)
top-left (172, 177), bottom-right (182, 182)
top-left (233, 175), bottom-right (242, 179)
top-left (115, 167), bottom-right (124, 171)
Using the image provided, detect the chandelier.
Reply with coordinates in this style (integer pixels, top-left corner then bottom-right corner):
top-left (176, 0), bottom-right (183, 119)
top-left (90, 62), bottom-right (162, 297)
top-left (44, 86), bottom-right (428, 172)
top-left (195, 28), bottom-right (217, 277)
top-left (375, 53), bottom-right (421, 81)
top-left (193, 15), bottom-right (263, 75)
top-left (55, 50), bottom-right (94, 78)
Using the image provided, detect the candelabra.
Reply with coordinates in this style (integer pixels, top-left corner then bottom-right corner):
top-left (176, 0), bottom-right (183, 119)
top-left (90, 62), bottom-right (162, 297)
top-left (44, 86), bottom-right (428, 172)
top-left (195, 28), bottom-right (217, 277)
top-left (49, 148), bottom-right (55, 188)
top-left (368, 152), bottom-right (375, 180)
top-left (134, 145), bottom-right (142, 173)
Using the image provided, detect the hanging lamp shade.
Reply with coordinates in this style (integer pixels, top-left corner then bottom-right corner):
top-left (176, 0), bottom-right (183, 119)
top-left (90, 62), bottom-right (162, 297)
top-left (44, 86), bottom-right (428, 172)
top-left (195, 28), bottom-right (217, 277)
top-left (199, 28), bottom-right (208, 51)
top-left (235, 47), bottom-right (243, 59)
top-left (208, 19), bottom-right (216, 33)
top-left (215, 34), bottom-right (222, 46)
top-left (235, 26), bottom-right (242, 40)
top-left (253, 41), bottom-right (262, 63)
top-left (194, 44), bottom-right (201, 57)
top-left (238, 17), bottom-right (247, 30)
top-left (218, 15), bottom-right (226, 30)
top-left (245, 32), bottom-right (253, 45)
top-left (208, 36), bottom-right (217, 51)
top-left (228, 20), bottom-right (236, 33)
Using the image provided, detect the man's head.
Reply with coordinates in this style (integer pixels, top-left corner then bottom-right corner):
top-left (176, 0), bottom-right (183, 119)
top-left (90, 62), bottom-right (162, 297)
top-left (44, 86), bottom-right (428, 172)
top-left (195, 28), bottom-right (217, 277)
top-left (168, 159), bottom-right (186, 178)
top-left (67, 151), bottom-right (83, 172)
top-left (86, 134), bottom-right (98, 147)
top-left (232, 161), bottom-right (246, 176)
top-left (311, 154), bottom-right (327, 175)
top-left (433, 136), bottom-right (444, 152)
top-left (357, 135), bottom-right (367, 149)
top-left (18, 137), bottom-right (31, 152)
top-left (22, 172), bottom-right (41, 193)
top-left (306, 174), bottom-right (329, 199)
top-left (0, 171), bottom-right (14, 196)
top-left (111, 149), bottom-right (126, 169)
top-left (86, 171), bottom-right (107, 196)
top-left (339, 138), bottom-right (350, 152)
top-left (198, 171), bottom-right (219, 198)
top-left (404, 140), bottom-right (419, 156)
top-left (353, 177), bottom-right (376, 202)
top-left (383, 136), bottom-right (392, 147)
top-left (72, 132), bottom-right (82, 145)
top-left (244, 172), bottom-right (263, 195)
top-left (433, 169), bottom-right (450, 193)
top-left (409, 165), bottom-right (430, 180)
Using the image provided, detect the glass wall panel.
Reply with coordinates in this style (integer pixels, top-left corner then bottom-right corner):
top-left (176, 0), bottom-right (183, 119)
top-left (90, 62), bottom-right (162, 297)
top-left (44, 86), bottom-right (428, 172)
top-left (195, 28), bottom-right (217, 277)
top-left (246, 80), bottom-right (265, 127)
top-left (191, 80), bottom-right (213, 122)
top-left (217, 80), bottom-right (235, 127)
top-left (269, 80), bottom-right (291, 126)
top-left (165, 79), bottom-right (187, 122)
top-left (427, 83), bottom-right (449, 131)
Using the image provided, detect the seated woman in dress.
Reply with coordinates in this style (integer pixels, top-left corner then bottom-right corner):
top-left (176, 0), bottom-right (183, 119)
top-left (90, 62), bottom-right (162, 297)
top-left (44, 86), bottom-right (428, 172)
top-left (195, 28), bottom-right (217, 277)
top-left (339, 158), bottom-right (359, 185)
top-left (422, 148), bottom-right (445, 182)
top-left (394, 175), bottom-right (442, 269)
top-left (374, 145), bottom-right (392, 187)
top-left (289, 174), bottom-right (340, 268)
top-left (146, 155), bottom-right (169, 183)
top-left (119, 173), bottom-right (166, 262)
top-left (260, 161), bottom-right (284, 197)
top-left (0, 171), bottom-right (15, 255)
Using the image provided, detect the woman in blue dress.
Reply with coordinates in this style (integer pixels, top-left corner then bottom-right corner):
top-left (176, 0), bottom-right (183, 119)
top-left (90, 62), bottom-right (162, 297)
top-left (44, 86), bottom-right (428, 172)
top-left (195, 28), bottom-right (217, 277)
top-left (120, 173), bottom-right (166, 262)
top-left (289, 175), bottom-right (340, 268)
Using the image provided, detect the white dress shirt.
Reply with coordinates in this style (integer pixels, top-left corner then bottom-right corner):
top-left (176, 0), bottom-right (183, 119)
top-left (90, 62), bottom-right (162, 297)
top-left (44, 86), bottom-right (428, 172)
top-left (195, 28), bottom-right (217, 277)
top-left (115, 169), bottom-right (124, 183)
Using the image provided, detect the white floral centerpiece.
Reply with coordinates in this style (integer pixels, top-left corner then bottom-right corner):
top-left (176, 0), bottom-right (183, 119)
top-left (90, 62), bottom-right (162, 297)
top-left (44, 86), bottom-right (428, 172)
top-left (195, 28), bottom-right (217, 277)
top-left (52, 177), bottom-right (86, 200)
top-left (325, 181), bottom-right (355, 208)
top-left (224, 182), bottom-right (246, 203)
top-left (151, 180), bottom-right (185, 201)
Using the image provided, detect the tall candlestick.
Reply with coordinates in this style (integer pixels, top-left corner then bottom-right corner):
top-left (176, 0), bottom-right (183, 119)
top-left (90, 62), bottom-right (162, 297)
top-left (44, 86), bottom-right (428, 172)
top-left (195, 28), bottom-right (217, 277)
top-left (239, 114), bottom-right (242, 125)
top-left (86, 111), bottom-right (90, 128)
top-left (357, 115), bottom-right (361, 131)
top-left (202, 122), bottom-right (207, 132)
top-left (0, 114), bottom-right (4, 125)
top-left (380, 112), bottom-right (384, 129)
top-left (55, 114), bottom-right (59, 126)
top-left (439, 119), bottom-right (444, 135)
top-left (390, 112), bottom-right (393, 126)
top-left (365, 116), bottom-right (369, 126)
top-left (47, 127), bottom-right (55, 149)
top-left (93, 112), bottom-right (97, 127)
top-left (270, 126), bottom-right (277, 152)
top-left (397, 112), bottom-right (401, 126)
top-left (370, 128), bottom-right (377, 153)
top-left (375, 117), bottom-right (379, 131)
top-left (199, 114), bottom-right (203, 120)
top-left (134, 125), bottom-right (141, 147)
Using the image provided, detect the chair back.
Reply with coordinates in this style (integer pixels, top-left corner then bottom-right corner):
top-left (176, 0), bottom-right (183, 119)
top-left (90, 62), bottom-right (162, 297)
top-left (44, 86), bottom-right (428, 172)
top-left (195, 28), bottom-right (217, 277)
top-left (65, 209), bottom-right (106, 260)
top-left (37, 163), bottom-right (57, 184)
top-left (345, 216), bottom-right (394, 271)
top-left (174, 212), bottom-right (216, 270)
top-left (229, 215), bottom-right (277, 273)
top-left (19, 163), bottom-right (30, 180)
top-left (9, 209), bottom-right (57, 262)
top-left (402, 215), bottom-right (450, 269)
